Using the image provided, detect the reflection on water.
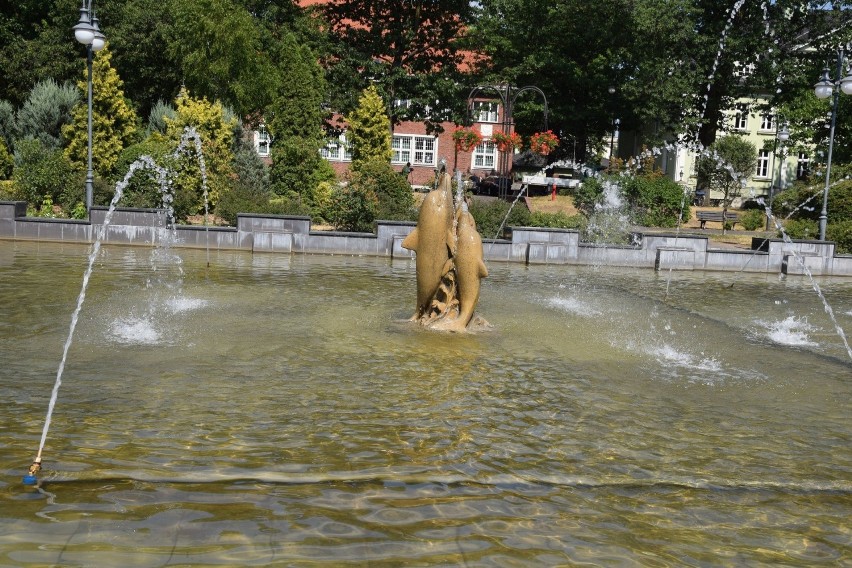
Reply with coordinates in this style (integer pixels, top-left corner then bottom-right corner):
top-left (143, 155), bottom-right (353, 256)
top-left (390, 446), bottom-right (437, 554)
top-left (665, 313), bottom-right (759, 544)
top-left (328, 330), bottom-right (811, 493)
top-left (1, 242), bottom-right (850, 566)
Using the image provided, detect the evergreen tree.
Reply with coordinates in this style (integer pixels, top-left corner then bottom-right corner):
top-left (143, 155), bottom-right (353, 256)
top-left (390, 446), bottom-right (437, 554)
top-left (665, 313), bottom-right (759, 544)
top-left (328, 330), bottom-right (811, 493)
top-left (347, 86), bottom-right (392, 169)
top-left (0, 100), bottom-right (15, 149)
top-left (63, 46), bottom-right (139, 179)
top-left (162, 87), bottom-right (237, 218)
top-left (17, 79), bottom-right (80, 150)
top-left (268, 34), bottom-right (333, 212)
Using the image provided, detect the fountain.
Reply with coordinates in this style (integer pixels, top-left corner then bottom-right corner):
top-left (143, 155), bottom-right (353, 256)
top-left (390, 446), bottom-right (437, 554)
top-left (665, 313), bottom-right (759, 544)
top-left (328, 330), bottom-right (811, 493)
top-left (402, 168), bottom-right (489, 332)
top-left (1, 242), bottom-right (850, 564)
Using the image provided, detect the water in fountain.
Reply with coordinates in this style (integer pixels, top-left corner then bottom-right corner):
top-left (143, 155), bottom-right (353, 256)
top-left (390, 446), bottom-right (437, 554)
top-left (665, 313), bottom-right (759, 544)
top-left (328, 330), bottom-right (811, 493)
top-left (28, 156), bottom-right (168, 480)
top-left (175, 127), bottom-right (211, 266)
top-left (583, 177), bottom-right (635, 245)
top-left (26, 128), bottom-right (210, 483)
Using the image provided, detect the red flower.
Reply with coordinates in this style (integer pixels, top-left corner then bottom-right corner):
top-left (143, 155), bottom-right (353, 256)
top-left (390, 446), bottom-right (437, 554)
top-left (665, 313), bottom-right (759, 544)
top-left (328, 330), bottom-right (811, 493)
top-left (529, 131), bottom-right (559, 156)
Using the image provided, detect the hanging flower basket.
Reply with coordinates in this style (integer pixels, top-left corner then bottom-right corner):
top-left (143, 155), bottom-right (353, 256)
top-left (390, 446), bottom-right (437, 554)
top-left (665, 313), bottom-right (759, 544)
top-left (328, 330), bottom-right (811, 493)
top-left (491, 131), bottom-right (522, 153)
top-left (529, 130), bottom-right (559, 156)
top-left (452, 127), bottom-right (484, 152)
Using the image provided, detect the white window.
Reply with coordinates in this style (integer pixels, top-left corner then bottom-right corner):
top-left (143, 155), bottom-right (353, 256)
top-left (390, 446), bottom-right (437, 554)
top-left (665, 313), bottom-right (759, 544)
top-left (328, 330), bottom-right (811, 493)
top-left (392, 135), bottom-right (436, 166)
top-left (392, 136), bottom-right (412, 164)
top-left (756, 150), bottom-right (770, 178)
top-left (413, 136), bottom-right (435, 165)
top-left (473, 141), bottom-right (496, 170)
top-left (255, 125), bottom-right (270, 157)
top-left (796, 151), bottom-right (809, 179)
top-left (320, 134), bottom-right (351, 162)
top-left (760, 113), bottom-right (774, 132)
top-left (473, 101), bottom-right (499, 123)
top-left (733, 106), bottom-right (748, 130)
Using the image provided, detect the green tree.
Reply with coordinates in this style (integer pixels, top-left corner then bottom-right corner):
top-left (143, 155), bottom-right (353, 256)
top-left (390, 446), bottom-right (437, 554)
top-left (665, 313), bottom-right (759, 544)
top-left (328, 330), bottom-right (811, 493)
top-left (267, 33), bottom-right (333, 214)
top-left (63, 45), bottom-right (139, 179)
top-left (16, 79), bottom-right (80, 150)
top-left (347, 86), bottom-right (392, 169)
top-left (162, 87), bottom-right (237, 218)
top-left (320, 0), bottom-right (473, 132)
top-left (93, 0), bottom-right (183, 120)
top-left (696, 135), bottom-right (756, 232)
top-left (166, 0), bottom-right (279, 117)
top-left (0, 0), bottom-right (81, 108)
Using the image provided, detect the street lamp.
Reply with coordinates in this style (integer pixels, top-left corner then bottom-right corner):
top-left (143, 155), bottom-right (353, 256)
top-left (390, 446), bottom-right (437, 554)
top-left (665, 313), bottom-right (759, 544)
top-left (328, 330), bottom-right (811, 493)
top-left (467, 84), bottom-right (549, 200)
top-left (72, 0), bottom-right (106, 212)
top-left (767, 121), bottom-right (790, 229)
top-left (610, 118), bottom-right (620, 162)
top-left (813, 45), bottom-right (852, 240)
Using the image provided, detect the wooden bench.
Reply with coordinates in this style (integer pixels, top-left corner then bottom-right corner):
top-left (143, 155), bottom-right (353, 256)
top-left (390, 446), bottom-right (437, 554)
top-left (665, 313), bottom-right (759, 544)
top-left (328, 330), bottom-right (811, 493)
top-left (697, 211), bottom-right (740, 229)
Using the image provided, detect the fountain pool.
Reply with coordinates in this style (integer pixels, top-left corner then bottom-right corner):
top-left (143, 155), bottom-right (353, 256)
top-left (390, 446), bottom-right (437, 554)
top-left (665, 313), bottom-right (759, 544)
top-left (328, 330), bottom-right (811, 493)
top-left (1, 241), bottom-right (850, 565)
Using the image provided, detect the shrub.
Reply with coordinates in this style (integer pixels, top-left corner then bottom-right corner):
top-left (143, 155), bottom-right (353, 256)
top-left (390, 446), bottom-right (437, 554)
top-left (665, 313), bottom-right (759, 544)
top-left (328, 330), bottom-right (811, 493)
top-left (469, 198), bottom-right (531, 239)
top-left (572, 174), bottom-right (689, 228)
top-left (12, 138), bottom-right (80, 207)
top-left (353, 159), bottom-right (415, 221)
top-left (0, 138), bottom-right (12, 179)
top-left (572, 176), bottom-right (604, 216)
top-left (17, 79), bottom-right (79, 150)
top-left (827, 220), bottom-right (852, 255)
top-left (782, 218), bottom-right (818, 240)
top-left (739, 209), bottom-right (766, 231)
top-left (0, 180), bottom-right (15, 199)
top-left (328, 182), bottom-right (378, 232)
top-left (109, 138), bottom-right (173, 208)
top-left (622, 174), bottom-right (690, 227)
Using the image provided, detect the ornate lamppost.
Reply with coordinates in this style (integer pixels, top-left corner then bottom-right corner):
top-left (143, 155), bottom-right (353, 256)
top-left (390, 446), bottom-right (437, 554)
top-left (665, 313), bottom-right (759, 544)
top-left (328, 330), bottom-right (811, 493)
top-left (467, 84), bottom-right (548, 200)
top-left (767, 121), bottom-right (789, 230)
top-left (72, 0), bottom-right (106, 211)
top-left (813, 45), bottom-right (852, 240)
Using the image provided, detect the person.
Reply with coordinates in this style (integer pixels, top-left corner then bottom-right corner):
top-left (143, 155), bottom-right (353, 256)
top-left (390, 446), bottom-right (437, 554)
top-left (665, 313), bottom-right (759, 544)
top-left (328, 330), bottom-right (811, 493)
top-left (401, 162), bottom-right (412, 181)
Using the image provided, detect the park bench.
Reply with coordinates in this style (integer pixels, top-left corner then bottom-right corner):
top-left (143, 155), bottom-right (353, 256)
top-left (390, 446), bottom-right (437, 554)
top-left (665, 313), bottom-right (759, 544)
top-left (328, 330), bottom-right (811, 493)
top-left (697, 210), bottom-right (740, 229)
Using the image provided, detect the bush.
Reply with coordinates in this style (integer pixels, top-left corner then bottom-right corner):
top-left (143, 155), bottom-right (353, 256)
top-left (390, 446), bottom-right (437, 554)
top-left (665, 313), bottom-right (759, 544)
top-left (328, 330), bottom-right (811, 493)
top-left (328, 182), bottom-right (378, 232)
top-left (827, 220), bottom-right (852, 255)
top-left (469, 198), bottom-right (531, 239)
top-left (17, 79), bottom-right (79, 150)
top-left (622, 174), bottom-right (690, 227)
top-left (0, 180), bottom-right (15, 199)
top-left (739, 209), bottom-right (766, 231)
top-left (0, 139), bottom-right (12, 179)
top-left (782, 218), bottom-right (818, 240)
top-left (110, 138), bottom-right (173, 208)
top-left (329, 159), bottom-right (415, 231)
top-left (12, 138), bottom-right (80, 207)
top-left (215, 189), bottom-right (310, 227)
top-left (571, 174), bottom-right (689, 228)
top-left (572, 176), bottom-right (604, 216)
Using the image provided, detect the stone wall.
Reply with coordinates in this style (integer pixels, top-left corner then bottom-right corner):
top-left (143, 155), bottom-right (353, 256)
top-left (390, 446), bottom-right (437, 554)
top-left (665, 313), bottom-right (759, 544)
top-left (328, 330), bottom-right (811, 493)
top-left (1, 201), bottom-right (850, 276)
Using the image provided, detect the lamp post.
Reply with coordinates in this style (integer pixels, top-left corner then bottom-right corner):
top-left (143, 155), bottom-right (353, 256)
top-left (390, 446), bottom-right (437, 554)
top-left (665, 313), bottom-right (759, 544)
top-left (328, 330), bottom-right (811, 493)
top-left (767, 121), bottom-right (790, 229)
top-left (610, 118), bottom-right (620, 163)
top-left (467, 84), bottom-right (549, 200)
top-left (72, 0), bottom-right (106, 212)
top-left (813, 45), bottom-right (852, 240)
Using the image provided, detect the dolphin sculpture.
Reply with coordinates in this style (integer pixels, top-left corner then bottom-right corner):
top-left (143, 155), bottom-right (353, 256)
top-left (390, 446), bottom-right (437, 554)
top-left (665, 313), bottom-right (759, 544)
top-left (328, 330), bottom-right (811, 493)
top-left (433, 204), bottom-right (488, 332)
top-left (401, 173), bottom-right (455, 319)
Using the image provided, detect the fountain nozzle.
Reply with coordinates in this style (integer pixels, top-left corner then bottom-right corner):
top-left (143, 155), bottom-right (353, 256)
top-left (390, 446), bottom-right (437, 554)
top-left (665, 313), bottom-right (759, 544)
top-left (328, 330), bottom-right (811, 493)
top-left (22, 459), bottom-right (41, 486)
